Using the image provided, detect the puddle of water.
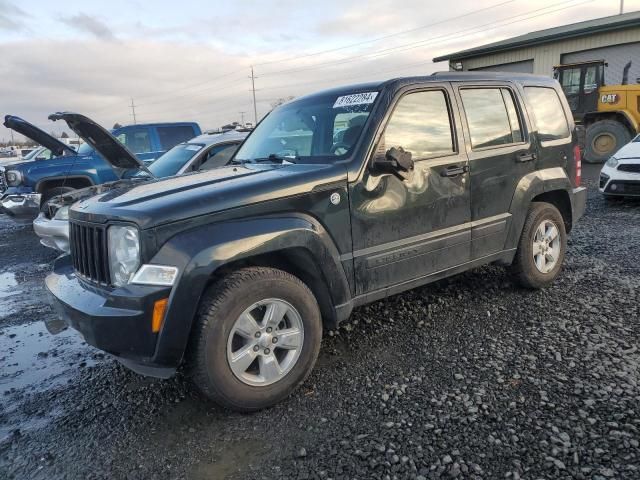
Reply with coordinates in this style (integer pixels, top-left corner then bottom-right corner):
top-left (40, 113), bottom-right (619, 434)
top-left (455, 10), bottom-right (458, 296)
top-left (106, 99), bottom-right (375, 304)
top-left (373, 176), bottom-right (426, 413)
top-left (0, 320), bottom-right (101, 440)
top-left (0, 320), bottom-right (96, 393)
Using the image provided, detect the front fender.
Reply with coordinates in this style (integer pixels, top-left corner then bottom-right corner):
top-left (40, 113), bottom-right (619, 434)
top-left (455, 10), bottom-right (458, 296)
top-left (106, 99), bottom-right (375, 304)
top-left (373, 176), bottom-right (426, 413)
top-left (149, 214), bottom-right (352, 366)
top-left (505, 167), bottom-right (573, 250)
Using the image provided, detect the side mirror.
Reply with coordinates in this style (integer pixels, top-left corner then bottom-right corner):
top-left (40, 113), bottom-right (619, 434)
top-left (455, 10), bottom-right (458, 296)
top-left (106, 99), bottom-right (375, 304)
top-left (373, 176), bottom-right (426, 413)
top-left (372, 147), bottom-right (414, 180)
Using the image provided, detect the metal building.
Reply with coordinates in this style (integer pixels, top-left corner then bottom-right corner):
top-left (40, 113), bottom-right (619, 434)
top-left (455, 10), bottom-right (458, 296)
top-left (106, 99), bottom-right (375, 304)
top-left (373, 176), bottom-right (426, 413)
top-left (433, 11), bottom-right (640, 86)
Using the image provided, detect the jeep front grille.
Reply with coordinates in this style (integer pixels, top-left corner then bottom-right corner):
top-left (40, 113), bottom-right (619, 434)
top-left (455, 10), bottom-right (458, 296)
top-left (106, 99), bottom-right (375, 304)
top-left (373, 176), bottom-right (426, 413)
top-left (69, 222), bottom-right (111, 285)
top-left (0, 168), bottom-right (7, 193)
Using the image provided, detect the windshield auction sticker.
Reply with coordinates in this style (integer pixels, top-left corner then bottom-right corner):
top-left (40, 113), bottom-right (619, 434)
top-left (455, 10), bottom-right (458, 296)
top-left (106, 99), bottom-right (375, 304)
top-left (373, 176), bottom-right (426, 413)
top-left (333, 92), bottom-right (378, 108)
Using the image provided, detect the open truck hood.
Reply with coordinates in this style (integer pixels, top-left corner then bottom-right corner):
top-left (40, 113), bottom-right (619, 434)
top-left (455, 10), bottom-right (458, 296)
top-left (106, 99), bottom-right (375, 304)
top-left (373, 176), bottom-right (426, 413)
top-left (3, 115), bottom-right (76, 156)
top-left (48, 112), bottom-right (154, 177)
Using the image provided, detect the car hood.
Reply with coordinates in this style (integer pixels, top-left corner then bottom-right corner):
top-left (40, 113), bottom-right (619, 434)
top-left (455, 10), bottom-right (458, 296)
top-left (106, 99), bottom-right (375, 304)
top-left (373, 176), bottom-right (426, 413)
top-left (69, 162), bottom-right (347, 228)
top-left (3, 115), bottom-right (76, 156)
top-left (48, 112), bottom-right (151, 176)
top-left (614, 140), bottom-right (640, 160)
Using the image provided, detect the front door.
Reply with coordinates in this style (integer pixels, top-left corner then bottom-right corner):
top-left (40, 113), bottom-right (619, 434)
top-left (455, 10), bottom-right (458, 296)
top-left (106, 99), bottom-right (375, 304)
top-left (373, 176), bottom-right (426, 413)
top-left (349, 85), bottom-right (471, 295)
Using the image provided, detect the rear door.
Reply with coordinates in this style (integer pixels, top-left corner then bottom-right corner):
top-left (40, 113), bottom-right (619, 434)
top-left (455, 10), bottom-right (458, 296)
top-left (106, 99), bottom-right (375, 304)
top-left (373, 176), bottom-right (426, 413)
top-left (454, 82), bottom-right (536, 259)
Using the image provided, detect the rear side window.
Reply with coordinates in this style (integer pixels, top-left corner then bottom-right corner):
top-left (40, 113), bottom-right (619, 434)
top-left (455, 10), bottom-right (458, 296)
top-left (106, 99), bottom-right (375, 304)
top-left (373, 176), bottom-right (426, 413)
top-left (117, 128), bottom-right (152, 154)
top-left (524, 87), bottom-right (570, 141)
top-left (460, 88), bottom-right (523, 149)
top-left (157, 126), bottom-right (197, 151)
top-left (382, 90), bottom-right (455, 160)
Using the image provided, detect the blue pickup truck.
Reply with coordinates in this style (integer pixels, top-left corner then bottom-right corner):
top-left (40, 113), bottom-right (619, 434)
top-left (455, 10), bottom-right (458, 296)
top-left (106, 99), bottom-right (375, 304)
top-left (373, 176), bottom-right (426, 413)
top-left (0, 115), bottom-right (200, 221)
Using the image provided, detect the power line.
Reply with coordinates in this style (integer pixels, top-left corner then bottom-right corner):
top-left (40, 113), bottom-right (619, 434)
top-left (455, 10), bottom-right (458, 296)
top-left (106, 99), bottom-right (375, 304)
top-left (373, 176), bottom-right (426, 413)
top-left (258, 0), bottom-right (593, 78)
top-left (253, 0), bottom-right (516, 68)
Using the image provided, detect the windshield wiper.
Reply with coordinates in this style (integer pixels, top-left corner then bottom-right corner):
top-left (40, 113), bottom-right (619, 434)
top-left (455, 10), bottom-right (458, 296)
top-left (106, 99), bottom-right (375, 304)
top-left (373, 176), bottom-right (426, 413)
top-left (254, 153), bottom-right (298, 164)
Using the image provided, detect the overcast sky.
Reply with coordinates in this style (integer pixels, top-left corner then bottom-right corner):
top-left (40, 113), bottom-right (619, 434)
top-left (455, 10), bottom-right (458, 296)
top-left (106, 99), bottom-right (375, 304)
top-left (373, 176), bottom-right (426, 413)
top-left (1, 0), bottom-right (638, 142)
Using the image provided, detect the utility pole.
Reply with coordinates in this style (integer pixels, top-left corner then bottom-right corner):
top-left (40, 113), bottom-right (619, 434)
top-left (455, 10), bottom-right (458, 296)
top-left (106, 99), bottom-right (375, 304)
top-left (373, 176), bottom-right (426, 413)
top-left (130, 98), bottom-right (137, 124)
top-left (250, 66), bottom-right (258, 125)
top-left (239, 111), bottom-right (246, 125)
top-left (620, 0), bottom-right (624, 14)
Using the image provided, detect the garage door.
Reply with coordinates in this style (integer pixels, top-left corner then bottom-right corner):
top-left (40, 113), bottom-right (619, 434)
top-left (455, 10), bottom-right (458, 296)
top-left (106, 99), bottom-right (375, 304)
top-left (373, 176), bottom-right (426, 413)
top-left (562, 42), bottom-right (640, 85)
top-left (470, 59), bottom-right (534, 74)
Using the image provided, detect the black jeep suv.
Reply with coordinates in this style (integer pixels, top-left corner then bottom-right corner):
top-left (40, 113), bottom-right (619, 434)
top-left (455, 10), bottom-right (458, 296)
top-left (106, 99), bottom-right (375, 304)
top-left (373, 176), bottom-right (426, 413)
top-left (47, 73), bottom-right (587, 411)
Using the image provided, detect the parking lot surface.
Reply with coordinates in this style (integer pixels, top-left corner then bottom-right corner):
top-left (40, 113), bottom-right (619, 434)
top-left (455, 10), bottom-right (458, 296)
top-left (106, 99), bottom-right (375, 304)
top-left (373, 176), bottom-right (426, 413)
top-left (0, 164), bottom-right (639, 479)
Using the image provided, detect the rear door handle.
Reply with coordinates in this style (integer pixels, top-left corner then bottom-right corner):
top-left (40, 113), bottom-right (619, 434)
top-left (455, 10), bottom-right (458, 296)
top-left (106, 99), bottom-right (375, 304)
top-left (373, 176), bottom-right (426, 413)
top-left (440, 165), bottom-right (469, 177)
top-left (516, 152), bottom-right (537, 163)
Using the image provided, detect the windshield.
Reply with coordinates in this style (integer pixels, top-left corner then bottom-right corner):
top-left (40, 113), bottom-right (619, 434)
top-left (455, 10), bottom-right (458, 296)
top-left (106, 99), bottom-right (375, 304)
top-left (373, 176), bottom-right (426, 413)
top-left (234, 91), bottom-right (378, 163)
top-left (22, 147), bottom-right (44, 161)
top-left (148, 143), bottom-right (203, 177)
top-left (76, 142), bottom-right (94, 155)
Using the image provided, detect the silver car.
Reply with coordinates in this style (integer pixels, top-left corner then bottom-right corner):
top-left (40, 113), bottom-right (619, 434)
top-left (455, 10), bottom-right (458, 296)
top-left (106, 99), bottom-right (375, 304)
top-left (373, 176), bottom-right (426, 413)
top-left (34, 123), bottom-right (248, 252)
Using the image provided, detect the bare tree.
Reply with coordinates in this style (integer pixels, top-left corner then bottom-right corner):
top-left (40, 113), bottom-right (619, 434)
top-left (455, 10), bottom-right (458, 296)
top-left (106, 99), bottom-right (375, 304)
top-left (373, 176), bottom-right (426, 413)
top-left (270, 96), bottom-right (295, 109)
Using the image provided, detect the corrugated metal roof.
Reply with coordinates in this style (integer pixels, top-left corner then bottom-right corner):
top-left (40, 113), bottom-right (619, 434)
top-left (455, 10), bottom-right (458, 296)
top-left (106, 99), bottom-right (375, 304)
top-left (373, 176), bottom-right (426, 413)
top-left (433, 10), bottom-right (640, 62)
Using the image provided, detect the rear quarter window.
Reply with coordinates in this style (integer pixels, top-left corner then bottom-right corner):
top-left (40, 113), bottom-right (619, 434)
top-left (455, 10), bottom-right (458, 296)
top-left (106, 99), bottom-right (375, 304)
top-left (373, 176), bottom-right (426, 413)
top-left (158, 126), bottom-right (198, 151)
top-left (524, 87), bottom-right (570, 142)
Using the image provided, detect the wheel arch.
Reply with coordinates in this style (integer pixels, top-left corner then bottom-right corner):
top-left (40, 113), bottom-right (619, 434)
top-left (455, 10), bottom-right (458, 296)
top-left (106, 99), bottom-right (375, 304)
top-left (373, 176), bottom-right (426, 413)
top-left (35, 175), bottom-right (94, 193)
top-left (149, 215), bottom-right (353, 367)
top-left (506, 168), bottom-right (574, 251)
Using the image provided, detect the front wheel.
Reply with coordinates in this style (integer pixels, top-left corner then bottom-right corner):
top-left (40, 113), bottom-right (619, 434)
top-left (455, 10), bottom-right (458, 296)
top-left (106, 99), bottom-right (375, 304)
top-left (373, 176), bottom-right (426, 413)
top-left (188, 267), bottom-right (322, 411)
top-left (510, 202), bottom-right (567, 289)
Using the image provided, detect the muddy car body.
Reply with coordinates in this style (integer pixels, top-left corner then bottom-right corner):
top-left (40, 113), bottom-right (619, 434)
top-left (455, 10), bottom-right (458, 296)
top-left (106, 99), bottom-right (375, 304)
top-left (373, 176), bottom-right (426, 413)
top-left (47, 73), bottom-right (587, 411)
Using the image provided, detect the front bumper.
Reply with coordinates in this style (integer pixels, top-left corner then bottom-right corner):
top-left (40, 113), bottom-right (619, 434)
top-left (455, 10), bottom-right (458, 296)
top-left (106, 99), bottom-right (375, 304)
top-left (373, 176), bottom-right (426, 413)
top-left (45, 255), bottom-right (177, 378)
top-left (599, 164), bottom-right (640, 197)
top-left (33, 213), bottom-right (70, 253)
top-left (0, 192), bottom-right (42, 221)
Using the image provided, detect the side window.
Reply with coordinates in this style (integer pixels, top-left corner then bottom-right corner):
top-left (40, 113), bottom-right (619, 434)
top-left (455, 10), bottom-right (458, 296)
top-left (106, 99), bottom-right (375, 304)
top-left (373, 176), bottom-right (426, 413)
top-left (560, 68), bottom-right (581, 95)
top-left (524, 87), bottom-right (570, 141)
top-left (502, 90), bottom-right (523, 143)
top-left (382, 90), bottom-right (454, 160)
top-left (199, 143), bottom-right (239, 170)
top-left (157, 126), bottom-right (197, 151)
top-left (117, 129), bottom-right (152, 154)
top-left (461, 88), bottom-right (522, 149)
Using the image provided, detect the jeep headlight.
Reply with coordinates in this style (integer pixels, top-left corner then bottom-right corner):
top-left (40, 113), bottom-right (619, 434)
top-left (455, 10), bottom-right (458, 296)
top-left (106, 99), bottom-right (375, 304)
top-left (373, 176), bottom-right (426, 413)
top-left (606, 156), bottom-right (618, 167)
top-left (108, 225), bottom-right (140, 287)
top-left (5, 170), bottom-right (22, 186)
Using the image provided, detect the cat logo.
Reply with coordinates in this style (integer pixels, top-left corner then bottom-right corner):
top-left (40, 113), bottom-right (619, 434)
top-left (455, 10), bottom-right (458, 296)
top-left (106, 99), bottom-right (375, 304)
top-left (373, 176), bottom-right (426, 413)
top-left (600, 93), bottom-right (619, 104)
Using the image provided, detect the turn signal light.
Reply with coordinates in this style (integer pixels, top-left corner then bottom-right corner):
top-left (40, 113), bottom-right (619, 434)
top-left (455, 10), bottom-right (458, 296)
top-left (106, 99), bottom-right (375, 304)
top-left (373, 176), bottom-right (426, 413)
top-left (152, 298), bottom-right (168, 333)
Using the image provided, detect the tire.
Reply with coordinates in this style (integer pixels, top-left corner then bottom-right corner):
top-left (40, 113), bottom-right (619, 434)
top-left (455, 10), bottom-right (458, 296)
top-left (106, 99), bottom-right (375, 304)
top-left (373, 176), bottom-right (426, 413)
top-left (40, 186), bottom-right (75, 210)
top-left (510, 202), bottom-right (567, 289)
top-left (188, 267), bottom-right (322, 411)
top-left (584, 120), bottom-right (632, 164)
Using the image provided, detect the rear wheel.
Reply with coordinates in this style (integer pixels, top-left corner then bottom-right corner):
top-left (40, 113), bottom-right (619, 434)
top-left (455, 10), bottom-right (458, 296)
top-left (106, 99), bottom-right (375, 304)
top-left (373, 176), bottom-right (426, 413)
top-left (584, 120), bottom-right (632, 164)
top-left (188, 267), bottom-right (322, 411)
top-left (511, 202), bottom-right (567, 289)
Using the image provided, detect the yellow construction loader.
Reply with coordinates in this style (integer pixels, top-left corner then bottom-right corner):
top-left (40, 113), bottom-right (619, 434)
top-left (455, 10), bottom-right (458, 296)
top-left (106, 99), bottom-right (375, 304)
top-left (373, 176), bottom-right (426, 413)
top-left (554, 60), bottom-right (640, 163)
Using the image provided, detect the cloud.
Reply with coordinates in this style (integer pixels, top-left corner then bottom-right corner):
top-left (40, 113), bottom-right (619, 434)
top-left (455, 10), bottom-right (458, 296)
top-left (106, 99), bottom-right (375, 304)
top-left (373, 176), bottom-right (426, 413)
top-left (59, 13), bottom-right (116, 41)
top-left (0, 0), bottom-right (27, 31)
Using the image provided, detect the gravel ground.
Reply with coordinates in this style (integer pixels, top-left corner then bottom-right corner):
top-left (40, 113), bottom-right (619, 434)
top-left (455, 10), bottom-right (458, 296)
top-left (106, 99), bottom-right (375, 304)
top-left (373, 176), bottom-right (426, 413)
top-left (0, 164), bottom-right (639, 479)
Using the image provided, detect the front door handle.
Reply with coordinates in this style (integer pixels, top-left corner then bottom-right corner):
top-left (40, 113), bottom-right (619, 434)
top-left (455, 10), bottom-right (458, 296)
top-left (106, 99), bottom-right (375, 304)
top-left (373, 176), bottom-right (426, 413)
top-left (516, 152), bottom-right (537, 163)
top-left (440, 165), bottom-right (469, 177)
